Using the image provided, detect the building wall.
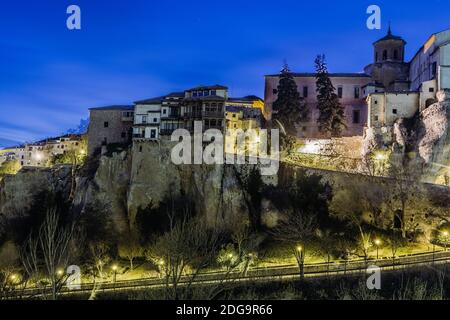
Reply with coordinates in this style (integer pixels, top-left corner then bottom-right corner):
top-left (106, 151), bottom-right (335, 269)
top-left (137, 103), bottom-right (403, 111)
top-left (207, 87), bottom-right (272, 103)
top-left (88, 109), bottom-right (133, 155)
top-left (265, 75), bottom-right (371, 138)
top-left (367, 92), bottom-right (419, 127)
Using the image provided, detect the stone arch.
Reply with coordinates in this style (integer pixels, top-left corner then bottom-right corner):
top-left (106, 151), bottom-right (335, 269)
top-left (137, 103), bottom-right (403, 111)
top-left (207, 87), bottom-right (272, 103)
top-left (425, 98), bottom-right (437, 108)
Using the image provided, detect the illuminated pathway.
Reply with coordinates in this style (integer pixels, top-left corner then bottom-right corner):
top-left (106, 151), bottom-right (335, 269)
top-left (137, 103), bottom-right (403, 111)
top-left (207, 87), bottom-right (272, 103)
top-left (17, 250), bottom-right (450, 298)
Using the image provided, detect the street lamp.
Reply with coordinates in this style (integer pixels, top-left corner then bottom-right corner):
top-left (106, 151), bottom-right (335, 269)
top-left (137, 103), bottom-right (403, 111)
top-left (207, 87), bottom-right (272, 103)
top-left (442, 230), bottom-right (449, 251)
top-left (112, 264), bottom-right (118, 284)
top-left (57, 269), bottom-right (64, 277)
top-left (374, 239), bottom-right (382, 260)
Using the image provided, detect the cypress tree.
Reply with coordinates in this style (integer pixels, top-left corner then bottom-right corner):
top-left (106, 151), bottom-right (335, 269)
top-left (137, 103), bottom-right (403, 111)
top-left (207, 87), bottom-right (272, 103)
top-left (315, 54), bottom-right (346, 137)
top-left (272, 63), bottom-right (307, 136)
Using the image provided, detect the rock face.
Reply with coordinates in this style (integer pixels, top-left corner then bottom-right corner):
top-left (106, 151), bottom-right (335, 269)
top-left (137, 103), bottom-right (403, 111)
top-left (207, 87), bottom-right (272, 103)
top-left (0, 165), bottom-right (72, 218)
top-left (128, 140), bottom-right (251, 228)
top-left (362, 93), bottom-right (450, 185)
top-left (416, 101), bottom-right (450, 183)
top-left (72, 150), bottom-right (132, 233)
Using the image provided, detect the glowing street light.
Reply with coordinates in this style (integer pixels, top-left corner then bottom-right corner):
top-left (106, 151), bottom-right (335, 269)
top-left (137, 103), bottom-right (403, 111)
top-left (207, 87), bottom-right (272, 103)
top-left (112, 264), bottom-right (118, 284)
top-left (296, 246), bottom-right (303, 252)
top-left (57, 269), bottom-right (64, 276)
top-left (374, 238), bottom-right (382, 260)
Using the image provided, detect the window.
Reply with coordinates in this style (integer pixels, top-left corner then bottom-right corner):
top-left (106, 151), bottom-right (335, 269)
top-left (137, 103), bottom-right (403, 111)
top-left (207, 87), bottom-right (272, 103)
top-left (211, 90), bottom-right (216, 96)
top-left (139, 146), bottom-right (143, 152)
top-left (432, 62), bottom-right (437, 78)
top-left (375, 52), bottom-right (378, 62)
top-left (394, 50), bottom-right (398, 60)
top-left (163, 109), bottom-right (167, 115)
top-left (193, 91), bottom-right (198, 97)
top-left (429, 87), bottom-right (435, 93)
top-left (354, 86), bottom-right (360, 99)
top-left (204, 90), bottom-right (209, 96)
top-left (104, 121), bottom-right (109, 128)
top-left (374, 115), bottom-right (379, 121)
top-left (374, 100), bottom-right (378, 105)
top-left (150, 129), bottom-right (156, 139)
top-left (142, 116), bottom-right (147, 124)
top-left (198, 91), bottom-right (204, 97)
top-left (352, 110), bottom-right (360, 124)
top-left (273, 89), bottom-right (278, 95)
top-left (393, 109), bottom-right (398, 114)
top-left (337, 86), bottom-right (343, 99)
top-left (303, 86), bottom-right (308, 98)
top-left (121, 132), bottom-right (126, 138)
top-left (153, 118), bottom-right (157, 123)
top-left (382, 50), bottom-right (387, 60)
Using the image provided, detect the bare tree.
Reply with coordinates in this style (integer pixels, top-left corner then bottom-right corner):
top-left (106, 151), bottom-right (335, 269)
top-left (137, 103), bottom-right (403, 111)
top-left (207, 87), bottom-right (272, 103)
top-left (146, 214), bottom-right (227, 300)
top-left (271, 212), bottom-right (317, 279)
top-left (21, 207), bottom-right (75, 300)
top-left (118, 233), bottom-right (143, 271)
top-left (387, 162), bottom-right (421, 238)
top-left (89, 242), bottom-right (111, 279)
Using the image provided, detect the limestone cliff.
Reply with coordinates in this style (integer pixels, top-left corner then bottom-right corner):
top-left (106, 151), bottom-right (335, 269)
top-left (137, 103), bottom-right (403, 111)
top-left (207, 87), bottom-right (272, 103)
top-left (362, 92), bottom-right (450, 185)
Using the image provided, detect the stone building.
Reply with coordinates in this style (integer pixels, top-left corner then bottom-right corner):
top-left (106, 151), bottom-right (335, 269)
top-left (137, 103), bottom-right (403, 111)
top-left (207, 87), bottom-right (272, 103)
top-left (182, 85), bottom-right (228, 132)
top-left (364, 27), bottom-right (410, 91)
top-left (88, 105), bottom-right (134, 155)
top-left (366, 28), bottom-right (450, 131)
top-left (264, 73), bottom-right (371, 138)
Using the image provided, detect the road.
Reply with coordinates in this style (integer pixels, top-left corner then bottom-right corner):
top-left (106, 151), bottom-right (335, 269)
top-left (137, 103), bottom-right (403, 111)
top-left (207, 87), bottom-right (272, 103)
top-left (14, 250), bottom-right (450, 298)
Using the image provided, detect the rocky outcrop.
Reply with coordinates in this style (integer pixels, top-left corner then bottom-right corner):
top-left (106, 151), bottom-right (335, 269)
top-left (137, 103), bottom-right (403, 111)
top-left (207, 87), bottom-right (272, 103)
top-left (128, 140), bottom-right (251, 228)
top-left (0, 165), bottom-right (72, 218)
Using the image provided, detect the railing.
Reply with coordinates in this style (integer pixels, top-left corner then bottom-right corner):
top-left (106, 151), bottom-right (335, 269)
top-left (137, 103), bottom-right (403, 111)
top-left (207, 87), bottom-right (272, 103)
top-left (203, 111), bottom-right (224, 118)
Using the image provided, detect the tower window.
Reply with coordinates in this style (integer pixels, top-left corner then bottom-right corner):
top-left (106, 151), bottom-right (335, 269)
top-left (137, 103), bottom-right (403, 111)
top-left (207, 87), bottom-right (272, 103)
top-left (303, 86), bottom-right (308, 98)
top-left (382, 50), bottom-right (387, 60)
top-left (354, 86), bottom-right (360, 99)
top-left (375, 52), bottom-right (379, 62)
top-left (394, 50), bottom-right (398, 60)
top-left (337, 86), bottom-right (343, 99)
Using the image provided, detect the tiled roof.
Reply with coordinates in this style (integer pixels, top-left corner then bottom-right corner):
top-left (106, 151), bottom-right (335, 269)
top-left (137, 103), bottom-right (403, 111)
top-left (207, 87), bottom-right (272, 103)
top-left (374, 27), bottom-right (406, 44)
top-left (184, 95), bottom-right (226, 101)
top-left (265, 73), bottom-right (371, 78)
top-left (228, 95), bottom-right (263, 103)
top-left (89, 105), bottom-right (134, 111)
top-left (186, 85), bottom-right (228, 91)
top-left (134, 96), bottom-right (166, 105)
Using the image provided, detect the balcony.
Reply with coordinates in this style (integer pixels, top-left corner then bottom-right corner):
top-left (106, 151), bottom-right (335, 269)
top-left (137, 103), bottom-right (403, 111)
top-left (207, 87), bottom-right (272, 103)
top-left (203, 111), bottom-right (224, 118)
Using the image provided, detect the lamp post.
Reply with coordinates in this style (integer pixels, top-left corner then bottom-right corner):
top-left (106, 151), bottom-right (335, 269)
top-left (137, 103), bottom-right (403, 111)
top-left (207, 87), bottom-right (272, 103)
top-left (112, 265), bottom-right (118, 289)
top-left (374, 239), bottom-right (382, 260)
top-left (295, 245), bottom-right (305, 279)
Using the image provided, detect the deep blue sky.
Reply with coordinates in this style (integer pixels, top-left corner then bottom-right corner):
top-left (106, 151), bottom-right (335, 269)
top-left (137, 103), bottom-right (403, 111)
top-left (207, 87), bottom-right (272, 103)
top-left (1, 0), bottom-right (449, 146)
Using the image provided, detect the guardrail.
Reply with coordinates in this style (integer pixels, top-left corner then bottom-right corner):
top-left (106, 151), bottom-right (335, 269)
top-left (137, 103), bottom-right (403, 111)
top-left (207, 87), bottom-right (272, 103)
top-left (13, 250), bottom-right (450, 298)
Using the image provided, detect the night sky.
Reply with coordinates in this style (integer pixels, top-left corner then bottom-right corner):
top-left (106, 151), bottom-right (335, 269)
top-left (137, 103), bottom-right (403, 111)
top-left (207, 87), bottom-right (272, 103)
top-left (1, 0), bottom-right (450, 146)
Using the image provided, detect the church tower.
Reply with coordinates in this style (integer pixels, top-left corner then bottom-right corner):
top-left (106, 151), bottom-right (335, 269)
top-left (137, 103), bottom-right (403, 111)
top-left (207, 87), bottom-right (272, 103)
top-left (365, 26), bottom-right (410, 91)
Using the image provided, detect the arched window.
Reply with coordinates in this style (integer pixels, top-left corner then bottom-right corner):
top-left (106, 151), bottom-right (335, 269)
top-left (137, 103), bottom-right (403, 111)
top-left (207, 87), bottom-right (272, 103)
top-left (375, 52), bottom-right (378, 62)
top-left (382, 50), bottom-right (387, 60)
top-left (394, 49), bottom-right (398, 60)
